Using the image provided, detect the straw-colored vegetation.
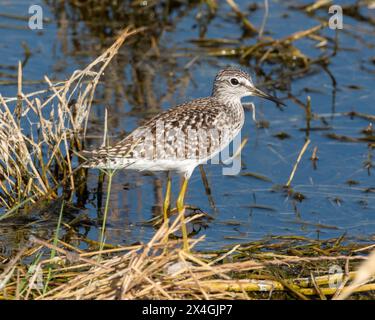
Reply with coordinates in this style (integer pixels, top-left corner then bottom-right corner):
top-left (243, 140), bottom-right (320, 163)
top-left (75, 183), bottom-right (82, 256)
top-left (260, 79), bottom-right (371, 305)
top-left (1, 214), bottom-right (375, 300)
top-left (0, 27), bottom-right (140, 214)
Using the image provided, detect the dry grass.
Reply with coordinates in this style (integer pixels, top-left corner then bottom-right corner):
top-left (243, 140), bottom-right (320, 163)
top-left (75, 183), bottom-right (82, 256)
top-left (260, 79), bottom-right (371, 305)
top-left (0, 27), bottom-right (142, 212)
top-left (1, 213), bottom-right (374, 300)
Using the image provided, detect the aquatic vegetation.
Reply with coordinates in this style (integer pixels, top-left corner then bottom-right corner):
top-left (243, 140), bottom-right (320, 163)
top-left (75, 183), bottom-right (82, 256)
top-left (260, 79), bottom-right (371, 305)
top-left (1, 216), bottom-right (375, 300)
top-left (0, 27), bottom-right (141, 212)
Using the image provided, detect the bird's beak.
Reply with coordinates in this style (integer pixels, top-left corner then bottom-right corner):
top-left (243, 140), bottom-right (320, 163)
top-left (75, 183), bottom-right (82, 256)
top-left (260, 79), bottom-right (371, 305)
top-left (251, 86), bottom-right (285, 107)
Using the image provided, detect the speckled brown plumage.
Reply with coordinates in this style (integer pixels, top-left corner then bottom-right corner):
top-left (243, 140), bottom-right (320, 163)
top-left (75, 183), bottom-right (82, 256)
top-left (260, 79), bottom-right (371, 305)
top-left (82, 67), bottom-right (272, 178)
top-left (85, 97), bottom-right (242, 161)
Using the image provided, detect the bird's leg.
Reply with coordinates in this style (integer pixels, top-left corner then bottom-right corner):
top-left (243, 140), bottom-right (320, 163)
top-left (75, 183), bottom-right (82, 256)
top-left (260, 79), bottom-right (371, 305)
top-left (176, 177), bottom-right (189, 252)
top-left (163, 172), bottom-right (171, 224)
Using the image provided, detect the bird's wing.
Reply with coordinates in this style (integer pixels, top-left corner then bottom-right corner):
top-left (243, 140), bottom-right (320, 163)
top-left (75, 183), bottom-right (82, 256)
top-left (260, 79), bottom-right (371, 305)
top-left (83, 97), bottom-right (232, 167)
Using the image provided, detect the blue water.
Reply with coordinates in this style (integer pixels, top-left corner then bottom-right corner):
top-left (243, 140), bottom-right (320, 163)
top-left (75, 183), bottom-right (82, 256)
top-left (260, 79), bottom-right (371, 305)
top-left (0, 0), bottom-right (374, 250)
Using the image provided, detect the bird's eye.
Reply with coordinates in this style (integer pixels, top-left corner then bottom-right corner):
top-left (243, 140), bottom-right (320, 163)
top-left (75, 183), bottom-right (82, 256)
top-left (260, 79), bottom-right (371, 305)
top-left (230, 78), bottom-right (239, 85)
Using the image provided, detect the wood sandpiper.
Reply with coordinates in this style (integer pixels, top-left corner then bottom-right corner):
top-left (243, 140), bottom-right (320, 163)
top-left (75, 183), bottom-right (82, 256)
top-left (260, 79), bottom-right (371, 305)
top-left (83, 67), bottom-right (284, 251)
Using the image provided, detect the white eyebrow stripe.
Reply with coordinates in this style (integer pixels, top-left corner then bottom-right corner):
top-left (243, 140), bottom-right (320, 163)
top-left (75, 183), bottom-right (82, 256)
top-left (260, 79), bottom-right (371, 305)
top-left (243, 79), bottom-right (253, 87)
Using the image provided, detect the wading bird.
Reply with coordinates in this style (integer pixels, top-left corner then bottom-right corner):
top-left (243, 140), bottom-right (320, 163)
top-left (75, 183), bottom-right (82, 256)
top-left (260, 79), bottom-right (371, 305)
top-left (83, 67), bottom-right (284, 251)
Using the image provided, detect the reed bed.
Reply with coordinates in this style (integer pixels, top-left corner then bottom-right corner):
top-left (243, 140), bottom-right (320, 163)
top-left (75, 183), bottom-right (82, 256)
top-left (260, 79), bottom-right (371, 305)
top-left (1, 214), bottom-right (374, 300)
top-left (0, 27), bottom-right (141, 214)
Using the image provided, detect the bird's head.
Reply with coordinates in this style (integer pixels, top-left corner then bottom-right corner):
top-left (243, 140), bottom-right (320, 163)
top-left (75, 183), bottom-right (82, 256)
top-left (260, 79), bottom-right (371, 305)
top-left (212, 67), bottom-right (285, 107)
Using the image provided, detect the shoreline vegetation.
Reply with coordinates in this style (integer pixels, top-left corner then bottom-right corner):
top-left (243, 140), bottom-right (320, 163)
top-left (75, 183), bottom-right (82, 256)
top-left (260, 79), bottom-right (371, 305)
top-left (1, 214), bottom-right (375, 299)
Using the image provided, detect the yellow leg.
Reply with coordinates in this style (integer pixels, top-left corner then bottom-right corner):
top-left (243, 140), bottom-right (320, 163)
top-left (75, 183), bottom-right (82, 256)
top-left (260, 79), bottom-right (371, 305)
top-left (176, 177), bottom-right (189, 252)
top-left (163, 173), bottom-right (171, 223)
